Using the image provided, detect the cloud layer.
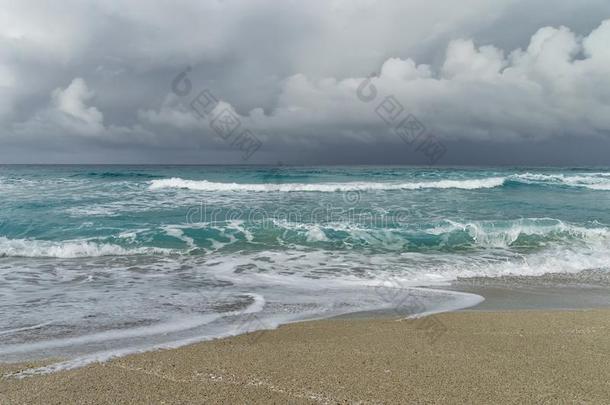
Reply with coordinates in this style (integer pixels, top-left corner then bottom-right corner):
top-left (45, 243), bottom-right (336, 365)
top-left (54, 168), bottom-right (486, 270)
top-left (1, 0), bottom-right (610, 163)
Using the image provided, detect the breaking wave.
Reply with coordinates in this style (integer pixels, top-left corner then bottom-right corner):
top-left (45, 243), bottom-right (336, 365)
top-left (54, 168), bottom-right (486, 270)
top-left (0, 237), bottom-right (172, 258)
top-left (148, 177), bottom-right (506, 192)
top-left (149, 172), bottom-right (610, 193)
top-left (3, 217), bottom-right (605, 258)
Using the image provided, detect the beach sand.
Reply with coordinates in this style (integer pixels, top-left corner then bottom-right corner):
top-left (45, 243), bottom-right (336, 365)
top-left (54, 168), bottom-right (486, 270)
top-left (1, 309), bottom-right (609, 404)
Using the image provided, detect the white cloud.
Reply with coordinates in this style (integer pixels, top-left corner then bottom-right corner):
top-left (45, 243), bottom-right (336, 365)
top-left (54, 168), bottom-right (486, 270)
top-left (583, 19), bottom-right (610, 61)
top-left (11, 78), bottom-right (154, 145)
top-left (229, 19), bottom-right (610, 142)
top-left (52, 78), bottom-right (104, 128)
top-left (442, 40), bottom-right (506, 80)
top-left (12, 18), bottom-right (610, 150)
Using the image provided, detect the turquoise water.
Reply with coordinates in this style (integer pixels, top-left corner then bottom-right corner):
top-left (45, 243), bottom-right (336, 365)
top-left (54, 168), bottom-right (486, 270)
top-left (2, 165), bottom-right (610, 372)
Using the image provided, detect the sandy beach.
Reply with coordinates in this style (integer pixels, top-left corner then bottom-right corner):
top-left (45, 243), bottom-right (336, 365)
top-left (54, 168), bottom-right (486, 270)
top-left (1, 309), bottom-right (609, 404)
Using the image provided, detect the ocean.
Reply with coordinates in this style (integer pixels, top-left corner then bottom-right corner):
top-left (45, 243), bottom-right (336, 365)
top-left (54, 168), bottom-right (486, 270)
top-left (1, 165), bottom-right (610, 373)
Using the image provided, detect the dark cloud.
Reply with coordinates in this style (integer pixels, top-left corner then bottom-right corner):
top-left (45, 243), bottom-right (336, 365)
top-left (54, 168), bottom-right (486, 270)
top-left (1, 0), bottom-right (610, 164)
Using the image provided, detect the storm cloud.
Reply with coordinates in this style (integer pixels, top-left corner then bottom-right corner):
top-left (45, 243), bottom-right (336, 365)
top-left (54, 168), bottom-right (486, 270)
top-left (2, 0), bottom-right (610, 164)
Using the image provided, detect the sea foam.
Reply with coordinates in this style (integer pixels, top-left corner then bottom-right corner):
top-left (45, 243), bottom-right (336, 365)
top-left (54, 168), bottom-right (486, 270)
top-left (148, 172), bottom-right (610, 192)
top-left (148, 177), bottom-right (507, 192)
top-left (0, 237), bottom-right (172, 258)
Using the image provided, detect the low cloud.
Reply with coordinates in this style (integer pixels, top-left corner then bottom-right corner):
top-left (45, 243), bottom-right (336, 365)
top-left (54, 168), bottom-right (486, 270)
top-left (51, 78), bottom-right (104, 133)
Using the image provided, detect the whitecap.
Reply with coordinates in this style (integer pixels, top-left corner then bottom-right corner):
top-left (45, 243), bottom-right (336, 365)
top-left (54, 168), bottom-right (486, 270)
top-left (148, 177), bottom-right (506, 192)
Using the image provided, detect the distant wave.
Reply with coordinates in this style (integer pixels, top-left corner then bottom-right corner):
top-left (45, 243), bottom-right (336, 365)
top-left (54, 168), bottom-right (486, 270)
top-left (74, 171), bottom-right (161, 179)
top-left (510, 173), bottom-right (610, 190)
top-left (148, 177), bottom-right (506, 192)
top-left (149, 172), bottom-right (610, 192)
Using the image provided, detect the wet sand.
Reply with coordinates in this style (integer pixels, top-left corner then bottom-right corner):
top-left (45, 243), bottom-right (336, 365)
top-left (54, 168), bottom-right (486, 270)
top-left (1, 309), bottom-right (609, 404)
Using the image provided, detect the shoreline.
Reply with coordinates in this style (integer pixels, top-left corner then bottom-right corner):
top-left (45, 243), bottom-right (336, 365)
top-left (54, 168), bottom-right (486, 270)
top-left (2, 308), bottom-right (609, 404)
top-left (2, 276), bottom-right (609, 365)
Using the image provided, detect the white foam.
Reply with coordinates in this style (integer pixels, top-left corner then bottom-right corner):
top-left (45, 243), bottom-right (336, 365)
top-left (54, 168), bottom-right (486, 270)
top-left (148, 173), bottom-right (610, 193)
top-left (306, 226), bottom-right (328, 242)
top-left (0, 315), bottom-right (221, 356)
top-left (148, 177), bottom-right (506, 192)
top-left (3, 286), bottom-right (482, 378)
top-left (267, 217), bottom-right (610, 249)
top-left (425, 218), bottom-right (610, 248)
top-left (0, 322), bottom-right (53, 336)
top-left (0, 293), bottom-right (265, 357)
top-left (6, 238), bottom-right (608, 377)
top-left (0, 237), bottom-right (172, 258)
top-left (512, 173), bottom-right (610, 190)
top-left (401, 287), bottom-right (484, 319)
top-left (4, 295), bottom-right (273, 377)
top-left (226, 220), bottom-right (254, 242)
top-left (162, 226), bottom-right (196, 249)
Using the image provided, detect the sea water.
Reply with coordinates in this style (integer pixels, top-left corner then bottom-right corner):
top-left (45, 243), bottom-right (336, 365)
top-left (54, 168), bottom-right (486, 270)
top-left (1, 165), bottom-right (609, 372)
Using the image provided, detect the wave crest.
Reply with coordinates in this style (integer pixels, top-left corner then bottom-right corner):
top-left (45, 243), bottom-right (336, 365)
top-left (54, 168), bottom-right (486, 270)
top-left (425, 218), bottom-right (609, 248)
top-left (0, 237), bottom-right (171, 258)
top-left (148, 171), bottom-right (610, 193)
top-left (512, 173), bottom-right (610, 190)
top-left (148, 177), bottom-right (506, 192)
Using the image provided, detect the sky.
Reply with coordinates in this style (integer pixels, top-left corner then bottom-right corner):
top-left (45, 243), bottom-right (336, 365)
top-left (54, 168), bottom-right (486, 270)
top-left (1, 0), bottom-right (610, 165)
